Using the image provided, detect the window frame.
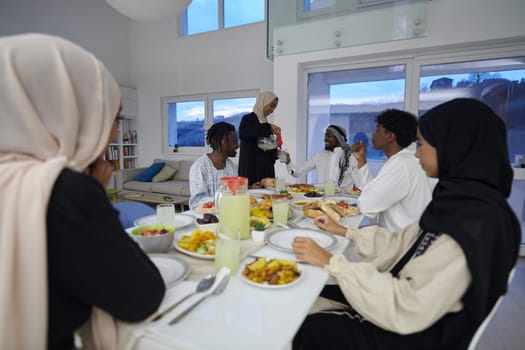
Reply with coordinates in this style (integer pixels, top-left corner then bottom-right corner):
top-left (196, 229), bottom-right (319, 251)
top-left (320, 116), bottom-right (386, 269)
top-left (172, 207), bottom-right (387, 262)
top-left (180, 0), bottom-right (265, 36)
top-left (161, 89), bottom-right (259, 155)
top-left (299, 42), bottom-right (525, 174)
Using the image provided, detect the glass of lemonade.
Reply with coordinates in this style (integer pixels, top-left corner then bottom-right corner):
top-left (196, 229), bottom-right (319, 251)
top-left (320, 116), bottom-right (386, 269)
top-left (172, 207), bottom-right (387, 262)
top-left (272, 197), bottom-right (289, 226)
top-left (215, 231), bottom-right (240, 276)
top-left (324, 181), bottom-right (336, 196)
top-left (156, 204), bottom-right (176, 227)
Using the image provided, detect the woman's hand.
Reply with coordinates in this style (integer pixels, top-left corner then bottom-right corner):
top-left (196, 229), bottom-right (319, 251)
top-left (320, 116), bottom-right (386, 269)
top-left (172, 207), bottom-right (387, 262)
top-left (292, 237), bottom-right (332, 267)
top-left (313, 214), bottom-right (347, 236)
top-left (86, 157), bottom-right (113, 188)
top-left (271, 123), bottom-right (281, 135)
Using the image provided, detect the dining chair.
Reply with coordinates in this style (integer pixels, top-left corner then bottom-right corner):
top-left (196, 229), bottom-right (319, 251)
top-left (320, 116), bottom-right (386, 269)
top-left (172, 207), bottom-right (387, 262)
top-left (467, 267), bottom-right (516, 350)
top-left (113, 201), bottom-right (155, 229)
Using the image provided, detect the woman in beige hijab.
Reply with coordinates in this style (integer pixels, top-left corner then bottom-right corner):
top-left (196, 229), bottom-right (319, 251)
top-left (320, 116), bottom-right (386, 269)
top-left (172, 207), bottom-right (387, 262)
top-left (238, 91), bottom-right (281, 185)
top-left (0, 34), bottom-right (165, 349)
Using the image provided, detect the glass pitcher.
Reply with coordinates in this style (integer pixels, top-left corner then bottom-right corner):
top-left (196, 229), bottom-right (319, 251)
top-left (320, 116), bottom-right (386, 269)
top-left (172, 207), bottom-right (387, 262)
top-left (215, 176), bottom-right (250, 240)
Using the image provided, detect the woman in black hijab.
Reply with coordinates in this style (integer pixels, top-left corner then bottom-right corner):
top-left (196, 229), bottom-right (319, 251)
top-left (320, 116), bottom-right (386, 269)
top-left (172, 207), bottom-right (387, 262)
top-left (292, 98), bottom-right (520, 350)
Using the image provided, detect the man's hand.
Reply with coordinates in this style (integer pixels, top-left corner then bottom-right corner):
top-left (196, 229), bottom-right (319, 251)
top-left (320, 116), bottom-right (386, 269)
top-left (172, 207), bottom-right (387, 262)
top-left (86, 157), bottom-right (113, 188)
top-left (351, 141), bottom-right (367, 168)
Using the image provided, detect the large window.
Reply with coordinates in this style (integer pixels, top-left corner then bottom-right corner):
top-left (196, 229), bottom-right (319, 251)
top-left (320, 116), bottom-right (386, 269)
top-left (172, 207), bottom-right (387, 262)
top-left (418, 58), bottom-right (525, 163)
top-left (162, 91), bottom-right (257, 153)
top-left (182, 0), bottom-right (265, 36)
top-left (306, 65), bottom-right (406, 183)
top-left (305, 54), bottom-right (525, 182)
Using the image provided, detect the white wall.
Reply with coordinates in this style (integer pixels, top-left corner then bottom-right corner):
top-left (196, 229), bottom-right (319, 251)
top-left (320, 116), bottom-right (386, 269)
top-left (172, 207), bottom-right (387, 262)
top-left (130, 20), bottom-right (273, 165)
top-left (0, 0), bottom-right (134, 86)
top-left (273, 0), bottom-right (525, 178)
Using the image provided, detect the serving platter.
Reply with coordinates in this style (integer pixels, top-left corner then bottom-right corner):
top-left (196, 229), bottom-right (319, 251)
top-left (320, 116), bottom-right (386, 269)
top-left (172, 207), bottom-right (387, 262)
top-left (265, 228), bottom-right (337, 253)
top-left (133, 214), bottom-right (195, 230)
top-left (148, 254), bottom-right (191, 288)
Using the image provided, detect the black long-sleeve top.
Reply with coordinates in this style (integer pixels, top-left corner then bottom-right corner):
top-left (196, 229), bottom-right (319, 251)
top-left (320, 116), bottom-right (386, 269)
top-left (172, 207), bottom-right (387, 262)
top-left (46, 168), bottom-right (165, 349)
top-left (238, 112), bottom-right (277, 185)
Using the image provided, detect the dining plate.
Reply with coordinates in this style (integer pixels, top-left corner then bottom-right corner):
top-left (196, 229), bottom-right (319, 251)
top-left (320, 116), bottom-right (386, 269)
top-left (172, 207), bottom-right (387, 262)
top-left (238, 267), bottom-right (303, 289)
top-left (344, 188), bottom-right (361, 197)
top-left (173, 232), bottom-right (216, 260)
top-left (322, 195), bottom-right (358, 206)
top-left (133, 214), bottom-right (195, 230)
top-left (265, 228), bottom-right (338, 253)
top-left (247, 188), bottom-right (275, 197)
top-left (148, 254), bottom-right (191, 288)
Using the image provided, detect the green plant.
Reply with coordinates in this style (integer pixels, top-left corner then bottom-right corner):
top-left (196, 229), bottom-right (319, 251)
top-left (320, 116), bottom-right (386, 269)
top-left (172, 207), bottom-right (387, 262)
top-left (252, 221), bottom-right (266, 231)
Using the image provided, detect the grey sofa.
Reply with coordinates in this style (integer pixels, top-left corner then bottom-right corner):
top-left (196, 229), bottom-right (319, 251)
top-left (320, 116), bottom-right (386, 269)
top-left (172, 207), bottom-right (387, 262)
top-left (117, 158), bottom-right (193, 199)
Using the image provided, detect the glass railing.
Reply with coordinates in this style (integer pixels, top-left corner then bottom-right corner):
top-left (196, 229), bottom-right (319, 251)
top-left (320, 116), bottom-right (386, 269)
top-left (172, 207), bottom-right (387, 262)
top-left (267, 0), bottom-right (430, 59)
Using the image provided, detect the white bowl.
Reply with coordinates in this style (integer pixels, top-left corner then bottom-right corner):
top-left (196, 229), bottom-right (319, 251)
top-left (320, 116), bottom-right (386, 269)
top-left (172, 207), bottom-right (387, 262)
top-left (257, 137), bottom-right (277, 151)
top-left (126, 225), bottom-right (175, 253)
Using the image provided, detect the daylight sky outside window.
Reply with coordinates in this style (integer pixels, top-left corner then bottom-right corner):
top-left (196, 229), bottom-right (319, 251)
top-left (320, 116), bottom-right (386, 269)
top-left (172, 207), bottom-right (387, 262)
top-left (186, 0), bottom-right (218, 35)
top-left (331, 80), bottom-right (405, 105)
top-left (168, 101), bottom-right (205, 147)
top-left (224, 0), bottom-right (264, 28)
top-left (185, 0), bottom-right (264, 35)
top-left (213, 97), bottom-right (255, 137)
top-left (418, 63), bottom-right (525, 164)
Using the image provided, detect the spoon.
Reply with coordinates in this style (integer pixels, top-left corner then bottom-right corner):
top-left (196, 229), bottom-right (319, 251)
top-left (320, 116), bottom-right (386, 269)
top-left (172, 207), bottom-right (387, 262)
top-left (151, 274), bottom-right (216, 322)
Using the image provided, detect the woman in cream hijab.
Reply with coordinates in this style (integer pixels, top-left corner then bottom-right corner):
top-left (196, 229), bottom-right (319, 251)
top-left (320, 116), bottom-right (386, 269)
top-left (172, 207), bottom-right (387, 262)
top-left (238, 91), bottom-right (281, 185)
top-left (0, 34), bottom-right (165, 349)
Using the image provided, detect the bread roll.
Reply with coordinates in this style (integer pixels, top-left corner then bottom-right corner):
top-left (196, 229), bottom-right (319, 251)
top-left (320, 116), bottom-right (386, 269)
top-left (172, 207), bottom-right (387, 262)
top-left (320, 203), bottom-right (341, 222)
top-left (303, 208), bottom-right (325, 218)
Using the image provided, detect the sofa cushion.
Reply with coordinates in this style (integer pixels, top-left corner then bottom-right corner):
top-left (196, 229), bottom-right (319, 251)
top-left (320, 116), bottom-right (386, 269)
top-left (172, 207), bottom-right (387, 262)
top-left (172, 160), bottom-right (192, 181)
top-left (134, 162), bottom-right (165, 182)
top-left (152, 164), bottom-right (177, 182)
top-left (153, 159), bottom-right (192, 181)
top-left (150, 180), bottom-right (191, 197)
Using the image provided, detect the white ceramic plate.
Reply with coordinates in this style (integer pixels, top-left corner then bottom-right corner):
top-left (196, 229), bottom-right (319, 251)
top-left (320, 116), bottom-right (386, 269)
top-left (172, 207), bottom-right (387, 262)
top-left (247, 188), bottom-right (275, 197)
top-left (133, 214), bottom-right (195, 230)
top-left (148, 254), bottom-right (190, 288)
top-left (265, 228), bottom-right (337, 253)
top-left (173, 234), bottom-right (216, 260)
top-left (238, 267), bottom-right (303, 289)
top-left (322, 195), bottom-right (358, 206)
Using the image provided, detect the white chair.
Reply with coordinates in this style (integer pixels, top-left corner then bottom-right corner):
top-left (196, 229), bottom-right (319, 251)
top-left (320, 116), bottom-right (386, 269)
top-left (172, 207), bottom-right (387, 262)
top-left (467, 267), bottom-right (516, 350)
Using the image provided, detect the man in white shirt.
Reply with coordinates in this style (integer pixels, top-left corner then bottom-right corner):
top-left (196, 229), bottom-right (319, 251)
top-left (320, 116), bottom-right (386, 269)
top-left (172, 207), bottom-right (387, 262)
top-left (285, 125), bottom-right (371, 188)
top-left (189, 122), bottom-right (239, 209)
top-left (354, 109), bottom-right (432, 232)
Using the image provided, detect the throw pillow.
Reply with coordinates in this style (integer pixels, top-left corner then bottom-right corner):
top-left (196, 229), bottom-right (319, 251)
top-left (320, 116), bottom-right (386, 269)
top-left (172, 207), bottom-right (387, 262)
top-left (134, 162), bottom-right (165, 182)
top-left (152, 164), bottom-right (177, 182)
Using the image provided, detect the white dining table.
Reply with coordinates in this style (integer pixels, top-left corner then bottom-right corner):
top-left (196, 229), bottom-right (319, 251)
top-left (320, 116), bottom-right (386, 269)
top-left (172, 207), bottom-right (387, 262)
top-left (130, 200), bottom-right (364, 350)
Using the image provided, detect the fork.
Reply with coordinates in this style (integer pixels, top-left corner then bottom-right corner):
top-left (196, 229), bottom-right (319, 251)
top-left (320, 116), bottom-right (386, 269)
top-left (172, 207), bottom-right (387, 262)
top-left (169, 275), bottom-right (230, 325)
top-left (151, 274), bottom-right (216, 322)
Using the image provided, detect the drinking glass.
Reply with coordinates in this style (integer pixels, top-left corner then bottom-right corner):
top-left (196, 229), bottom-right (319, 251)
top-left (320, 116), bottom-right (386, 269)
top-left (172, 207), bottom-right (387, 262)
top-left (272, 198), bottom-right (289, 226)
top-left (324, 181), bottom-right (336, 196)
top-left (279, 149), bottom-right (288, 163)
top-left (156, 204), bottom-right (176, 227)
top-left (215, 230), bottom-right (240, 276)
top-left (276, 178), bottom-right (286, 192)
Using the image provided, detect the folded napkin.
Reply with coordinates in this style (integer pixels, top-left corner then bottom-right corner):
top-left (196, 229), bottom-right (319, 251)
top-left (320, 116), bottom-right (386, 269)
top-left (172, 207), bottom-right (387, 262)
top-left (116, 267), bottom-right (231, 349)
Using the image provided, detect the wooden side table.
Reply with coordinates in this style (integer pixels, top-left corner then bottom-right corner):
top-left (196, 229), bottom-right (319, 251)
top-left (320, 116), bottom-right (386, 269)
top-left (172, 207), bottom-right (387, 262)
top-left (105, 188), bottom-right (121, 204)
